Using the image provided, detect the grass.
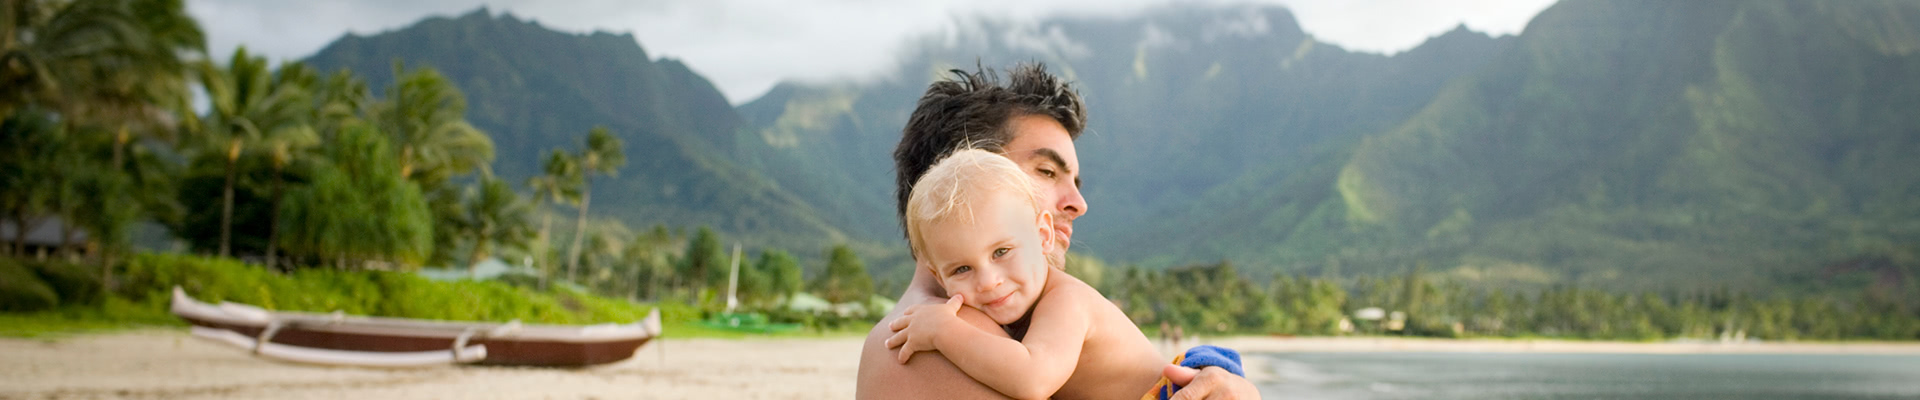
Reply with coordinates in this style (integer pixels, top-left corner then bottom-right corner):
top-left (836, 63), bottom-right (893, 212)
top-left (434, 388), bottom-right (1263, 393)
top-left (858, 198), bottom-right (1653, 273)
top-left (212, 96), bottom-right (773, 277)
top-left (0, 253), bottom-right (878, 340)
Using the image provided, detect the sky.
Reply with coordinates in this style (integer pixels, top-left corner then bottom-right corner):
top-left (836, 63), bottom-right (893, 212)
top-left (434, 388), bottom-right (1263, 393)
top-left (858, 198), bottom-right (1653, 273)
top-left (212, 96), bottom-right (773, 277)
top-left (188, 0), bottom-right (1559, 104)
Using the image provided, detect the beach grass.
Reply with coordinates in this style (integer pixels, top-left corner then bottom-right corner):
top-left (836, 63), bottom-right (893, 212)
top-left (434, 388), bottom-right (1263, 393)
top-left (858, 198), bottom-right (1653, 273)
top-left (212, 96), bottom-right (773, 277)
top-left (1, 253), bottom-right (881, 340)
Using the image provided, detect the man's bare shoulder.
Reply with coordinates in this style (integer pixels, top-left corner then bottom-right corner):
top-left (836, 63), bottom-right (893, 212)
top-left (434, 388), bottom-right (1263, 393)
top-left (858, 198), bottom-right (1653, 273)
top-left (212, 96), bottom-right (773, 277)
top-left (856, 302), bottom-right (1014, 400)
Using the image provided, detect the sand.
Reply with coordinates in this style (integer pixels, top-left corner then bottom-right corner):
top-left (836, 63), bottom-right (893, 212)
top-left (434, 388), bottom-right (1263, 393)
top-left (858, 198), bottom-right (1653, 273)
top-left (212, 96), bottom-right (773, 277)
top-left (1206, 335), bottom-right (1920, 355)
top-left (0, 329), bottom-right (864, 400)
top-left (6, 330), bottom-right (1919, 399)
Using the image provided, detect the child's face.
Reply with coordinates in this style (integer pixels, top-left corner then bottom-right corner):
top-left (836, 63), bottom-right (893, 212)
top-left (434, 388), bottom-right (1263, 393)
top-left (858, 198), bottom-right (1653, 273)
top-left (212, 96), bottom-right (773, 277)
top-left (921, 190), bottom-right (1053, 325)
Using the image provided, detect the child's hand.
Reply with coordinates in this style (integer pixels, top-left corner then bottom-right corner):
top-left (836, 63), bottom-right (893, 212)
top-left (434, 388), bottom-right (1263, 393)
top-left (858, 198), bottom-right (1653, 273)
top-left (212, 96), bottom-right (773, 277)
top-left (884, 294), bottom-right (964, 364)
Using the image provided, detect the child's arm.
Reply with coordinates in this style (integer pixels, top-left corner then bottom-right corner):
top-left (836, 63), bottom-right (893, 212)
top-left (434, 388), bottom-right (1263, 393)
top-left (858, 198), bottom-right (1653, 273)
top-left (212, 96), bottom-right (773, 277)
top-left (886, 291), bottom-right (1092, 400)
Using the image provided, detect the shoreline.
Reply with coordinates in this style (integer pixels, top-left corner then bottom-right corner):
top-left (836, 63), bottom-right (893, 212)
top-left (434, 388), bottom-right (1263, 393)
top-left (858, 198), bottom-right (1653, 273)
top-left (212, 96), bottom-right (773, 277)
top-left (1206, 335), bottom-right (1920, 355)
top-left (6, 329), bottom-right (1919, 399)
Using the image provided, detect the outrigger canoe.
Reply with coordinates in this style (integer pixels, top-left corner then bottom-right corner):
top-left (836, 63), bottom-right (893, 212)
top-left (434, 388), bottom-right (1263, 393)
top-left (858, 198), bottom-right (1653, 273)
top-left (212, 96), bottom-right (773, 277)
top-left (171, 286), bottom-right (661, 367)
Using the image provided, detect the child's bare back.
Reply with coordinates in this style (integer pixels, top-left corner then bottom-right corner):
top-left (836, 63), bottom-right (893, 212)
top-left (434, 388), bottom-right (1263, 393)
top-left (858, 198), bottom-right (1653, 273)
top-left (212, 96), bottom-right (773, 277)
top-left (1034, 269), bottom-right (1167, 399)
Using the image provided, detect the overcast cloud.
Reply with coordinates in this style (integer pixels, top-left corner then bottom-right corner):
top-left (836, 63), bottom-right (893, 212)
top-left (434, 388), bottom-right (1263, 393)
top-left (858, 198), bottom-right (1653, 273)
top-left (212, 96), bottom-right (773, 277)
top-left (189, 0), bottom-right (1558, 104)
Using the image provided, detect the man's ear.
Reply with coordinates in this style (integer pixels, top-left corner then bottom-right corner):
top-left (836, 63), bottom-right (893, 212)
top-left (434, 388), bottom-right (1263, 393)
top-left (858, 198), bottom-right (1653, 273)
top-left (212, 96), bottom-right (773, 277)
top-left (1035, 211), bottom-right (1056, 253)
top-left (915, 256), bottom-right (950, 298)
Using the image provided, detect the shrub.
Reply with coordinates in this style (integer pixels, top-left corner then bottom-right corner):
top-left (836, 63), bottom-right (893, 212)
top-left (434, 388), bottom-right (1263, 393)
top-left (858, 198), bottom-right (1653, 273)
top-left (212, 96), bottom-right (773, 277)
top-left (0, 258), bottom-right (58, 312)
top-left (28, 259), bottom-right (102, 306)
top-left (114, 253), bottom-right (660, 325)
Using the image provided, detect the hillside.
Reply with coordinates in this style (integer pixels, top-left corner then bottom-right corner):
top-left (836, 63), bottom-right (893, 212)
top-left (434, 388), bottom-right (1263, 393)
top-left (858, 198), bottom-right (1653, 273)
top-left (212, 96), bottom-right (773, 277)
top-left (741, 0), bottom-right (1920, 296)
top-left (737, 5), bottom-right (1514, 281)
top-left (304, 9), bottom-right (851, 253)
top-left (288, 2), bottom-right (1920, 297)
top-left (1315, 0), bottom-right (1920, 292)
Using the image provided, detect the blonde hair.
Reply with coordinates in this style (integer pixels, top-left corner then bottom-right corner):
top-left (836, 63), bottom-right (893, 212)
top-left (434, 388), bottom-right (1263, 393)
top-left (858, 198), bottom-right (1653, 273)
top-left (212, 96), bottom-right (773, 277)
top-left (905, 148), bottom-right (1047, 266)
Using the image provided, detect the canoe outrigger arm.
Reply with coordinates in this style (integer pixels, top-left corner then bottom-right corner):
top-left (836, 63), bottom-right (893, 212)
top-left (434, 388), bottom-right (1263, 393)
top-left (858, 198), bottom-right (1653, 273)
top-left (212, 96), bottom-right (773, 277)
top-left (191, 326), bottom-right (489, 367)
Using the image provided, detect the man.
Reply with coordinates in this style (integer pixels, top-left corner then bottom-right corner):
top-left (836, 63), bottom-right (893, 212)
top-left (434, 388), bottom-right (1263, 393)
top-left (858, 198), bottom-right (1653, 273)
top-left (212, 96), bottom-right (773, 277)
top-left (857, 63), bottom-right (1259, 399)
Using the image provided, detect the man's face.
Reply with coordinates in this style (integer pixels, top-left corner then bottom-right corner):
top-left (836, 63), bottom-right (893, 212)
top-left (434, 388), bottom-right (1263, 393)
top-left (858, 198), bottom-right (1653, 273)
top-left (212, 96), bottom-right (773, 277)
top-left (922, 190), bottom-right (1054, 325)
top-left (1000, 114), bottom-right (1086, 260)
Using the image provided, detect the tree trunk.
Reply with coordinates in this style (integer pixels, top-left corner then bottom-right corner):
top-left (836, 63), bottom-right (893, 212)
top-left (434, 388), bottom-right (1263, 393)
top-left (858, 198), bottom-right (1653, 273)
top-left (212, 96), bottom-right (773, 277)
top-left (566, 180), bottom-right (592, 284)
top-left (265, 163), bottom-right (283, 271)
top-left (49, 164), bottom-right (73, 260)
top-left (467, 227), bottom-right (490, 280)
top-left (218, 138), bottom-right (240, 258)
top-left (537, 212), bottom-right (552, 290)
top-left (8, 211), bottom-right (31, 256)
top-left (104, 125), bottom-right (131, 286)
top-left (112, 126), bottom-right (129, 175)
top-left (399, 144), bottom-right (413, 179)
top-left (100, 251), bottom-right (116, 292)
top-left (58, 215), bottom-right (74, 260)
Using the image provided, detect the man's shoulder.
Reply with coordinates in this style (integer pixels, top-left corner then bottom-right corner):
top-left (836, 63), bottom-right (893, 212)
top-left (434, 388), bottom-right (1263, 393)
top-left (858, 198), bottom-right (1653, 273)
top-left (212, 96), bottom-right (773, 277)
top-left (855, 307), bottom-right (1014, 400)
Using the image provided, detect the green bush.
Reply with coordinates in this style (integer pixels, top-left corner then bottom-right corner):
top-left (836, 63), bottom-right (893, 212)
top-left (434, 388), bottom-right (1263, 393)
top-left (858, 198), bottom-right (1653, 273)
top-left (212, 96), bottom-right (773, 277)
top-left (114, 253), bottom-right (660, 325)
top-left (28, 259), bottom-right (102, 306)
top-left (0, 258), bottom-right (58, 312)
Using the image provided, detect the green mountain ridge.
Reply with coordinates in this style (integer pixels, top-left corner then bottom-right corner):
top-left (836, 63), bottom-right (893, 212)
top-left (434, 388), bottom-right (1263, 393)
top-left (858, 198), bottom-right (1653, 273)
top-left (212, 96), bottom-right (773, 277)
top-left (303, 9), bottom-right (852, 254)
top-left (289, 1), bottom-right (1920, 300)
top-left (737, 5), bottom-right (1517, 283)
top-left (1314, 0), bottom-right (1920, 293)
top-left (743, 0), bottom-right (1920, 297)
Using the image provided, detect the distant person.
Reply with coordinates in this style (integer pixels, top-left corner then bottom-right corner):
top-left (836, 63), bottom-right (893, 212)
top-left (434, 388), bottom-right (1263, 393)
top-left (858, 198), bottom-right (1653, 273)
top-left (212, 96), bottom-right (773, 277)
top-left (855, 63), bottom-right (1259, 399)
top-left (1173, 325), bottom-right (1186, 351)
top-left (1161, 321), bottom-right (1175, 354)
top-left (883, 148), bottom-right (1172, 399)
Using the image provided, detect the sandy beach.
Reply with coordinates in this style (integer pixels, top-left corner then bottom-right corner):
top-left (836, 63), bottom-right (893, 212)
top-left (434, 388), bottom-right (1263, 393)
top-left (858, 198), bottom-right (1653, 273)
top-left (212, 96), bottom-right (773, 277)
top-left (0, 329), bottom-right (866, 400)
top-left (6, 330), bottom-right (1920, 399)
top-left (1207, 335), bottom-right (1920, 356)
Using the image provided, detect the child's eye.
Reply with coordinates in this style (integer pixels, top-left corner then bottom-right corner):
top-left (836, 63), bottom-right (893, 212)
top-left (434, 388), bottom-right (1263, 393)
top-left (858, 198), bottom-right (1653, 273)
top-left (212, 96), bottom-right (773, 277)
top-left (992, 248), bottom-right (1010, 258)
top-left (950, 265), bottom-right (971, 276)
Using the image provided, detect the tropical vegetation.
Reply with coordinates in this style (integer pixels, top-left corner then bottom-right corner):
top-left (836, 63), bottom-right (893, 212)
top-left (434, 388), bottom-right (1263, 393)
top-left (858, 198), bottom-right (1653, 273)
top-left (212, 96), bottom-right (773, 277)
top-left (4, 0), bottom-right (1918, 342)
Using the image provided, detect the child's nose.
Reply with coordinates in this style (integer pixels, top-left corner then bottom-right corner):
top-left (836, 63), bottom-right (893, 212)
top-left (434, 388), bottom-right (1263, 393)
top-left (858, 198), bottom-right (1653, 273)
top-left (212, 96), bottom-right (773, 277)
top-left (975, 268), bottom-right (1003, 292)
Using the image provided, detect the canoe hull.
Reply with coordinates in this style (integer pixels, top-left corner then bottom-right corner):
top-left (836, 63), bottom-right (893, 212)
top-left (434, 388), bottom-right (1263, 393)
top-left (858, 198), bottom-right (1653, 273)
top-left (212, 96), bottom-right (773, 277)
top-left (171, 287), bottom-right (661, 367)
top-left (179, 316), bottom-right (653, 366)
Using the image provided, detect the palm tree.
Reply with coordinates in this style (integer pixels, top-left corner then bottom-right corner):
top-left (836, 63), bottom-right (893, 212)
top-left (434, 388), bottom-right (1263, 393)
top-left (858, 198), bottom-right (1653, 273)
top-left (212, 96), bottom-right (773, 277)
top-left (460, 177), bottom-right (534, 278)
top-left (189, 47), bottom-right (313, 258)
top-left (27, 0), bottom-right (201, 176)
top-left (564, 126), bottom-right (623, 284)
top-left (373, 63), bottom-right (492, 267)
top-left (374, 63), bottom-right (492, 188)
top-left (254, 63), bottom-right (325, 270)
top-left (579, 220), bottom-right (631, 294)
top-left (526, 149), bottom-right (579, 288)
top-left (0, 110), bottom-right (66, 255)
top-left (312, 69), bottom-right (371, 136)
top-left (2, 0), bottom-right (180, 120)
top-left (3, 0), bottom-right (201, 280)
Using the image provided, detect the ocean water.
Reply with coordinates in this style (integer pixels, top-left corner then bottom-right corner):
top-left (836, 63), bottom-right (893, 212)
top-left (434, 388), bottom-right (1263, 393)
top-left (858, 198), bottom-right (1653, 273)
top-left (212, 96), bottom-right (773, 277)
top-left (1254, 352), bottom-right (1920, 399)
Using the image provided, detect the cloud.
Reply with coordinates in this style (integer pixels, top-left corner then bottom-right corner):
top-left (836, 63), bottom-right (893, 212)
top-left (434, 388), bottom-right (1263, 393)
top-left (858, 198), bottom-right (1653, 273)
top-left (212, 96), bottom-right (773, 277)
top-left (187, 0), bottom-right (1557, 104)
top-left (1201, 9), bottom-right (1270, 42)
top-left (1137, 23), bottom-right (1177, 50)
top-left (1272, 0), bottom-right (1557, 54)
top-left (1001, 23), bottom-right (1093, 60)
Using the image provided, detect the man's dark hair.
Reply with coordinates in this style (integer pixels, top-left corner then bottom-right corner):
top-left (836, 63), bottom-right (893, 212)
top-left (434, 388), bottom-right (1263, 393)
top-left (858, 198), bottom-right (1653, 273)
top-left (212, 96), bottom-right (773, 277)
top-left (892, 62), bottom-right (1086, 235)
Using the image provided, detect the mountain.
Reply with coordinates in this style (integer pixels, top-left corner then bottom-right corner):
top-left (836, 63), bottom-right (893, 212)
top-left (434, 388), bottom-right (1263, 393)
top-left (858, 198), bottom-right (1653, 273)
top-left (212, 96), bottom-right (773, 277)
top-left (304, 9), bottom-right (851, 253)
top-left (741, 0), bottom-right (1920, 295)
top-left (736, 5), bottom-right (1514, 281)
top-left (292, 2), bottom-right (1920, 298)
top-left (1315, 0), bottom-right (1920, 292)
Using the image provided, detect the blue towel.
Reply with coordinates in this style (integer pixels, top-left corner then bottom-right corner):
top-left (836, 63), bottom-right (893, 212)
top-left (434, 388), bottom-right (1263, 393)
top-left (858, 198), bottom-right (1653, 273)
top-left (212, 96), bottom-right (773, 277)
top-left (1148, 345), bottom-right (1245, 400)
top-left (1178, 345), bottom-right (1244, 377)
